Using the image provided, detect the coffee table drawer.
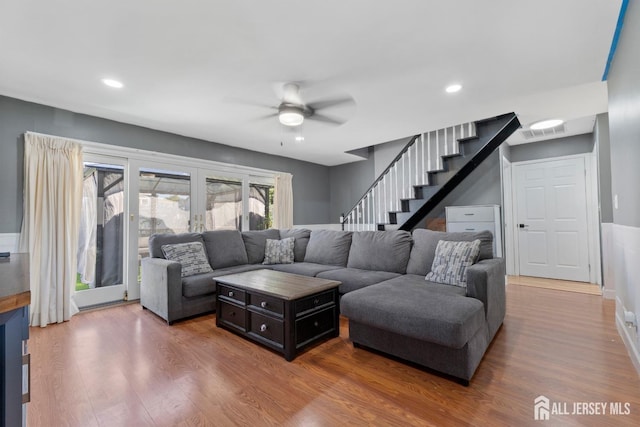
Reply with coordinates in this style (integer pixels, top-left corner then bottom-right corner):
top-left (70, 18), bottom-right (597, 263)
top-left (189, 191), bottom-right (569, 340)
top-left (249, 312), bottom-right (284, 347)
top-left (296, 290), bottom-right (335, 316)
top-left (249, 293), bottom-right (284, 316)
top-left (218, 301), bottom-right (246, 331)
top-left (296, 306), bottom-right (336, 346)
top-left (218, 284), bottom-right (246, 304)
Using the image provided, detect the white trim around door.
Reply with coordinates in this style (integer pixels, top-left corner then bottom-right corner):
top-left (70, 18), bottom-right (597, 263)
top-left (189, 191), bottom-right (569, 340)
top-left (506, 153), bottom-right (601, 284)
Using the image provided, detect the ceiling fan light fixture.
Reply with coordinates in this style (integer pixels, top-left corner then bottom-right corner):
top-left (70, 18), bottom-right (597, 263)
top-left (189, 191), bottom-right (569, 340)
top-left (530, 119), bottom-right (564, 130)
top-left (445, 83), bottom-right (462, 93)
top-left (278, 106), bottom-right (304, 127)
top-left (102, 78), bottom-right (124, 89)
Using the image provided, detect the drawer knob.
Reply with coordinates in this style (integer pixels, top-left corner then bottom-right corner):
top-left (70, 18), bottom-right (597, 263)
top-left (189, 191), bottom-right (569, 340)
top-left (314, 299), bottom-right (319, 305)
top-left (228, 291), bottom-right (234, 297)
top-left (261, 301), bottom-right (267, 308)
top-left (260, 324), bottom-right (268, 332)
top-left (314, 321), bottom-right (319, 328)
top-left (230, 311), bottom-right (235, 317)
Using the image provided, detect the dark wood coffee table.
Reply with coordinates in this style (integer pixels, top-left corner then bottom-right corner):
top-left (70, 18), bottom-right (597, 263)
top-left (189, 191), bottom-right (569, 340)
top-left (215, 269), bottom-right (341, 361)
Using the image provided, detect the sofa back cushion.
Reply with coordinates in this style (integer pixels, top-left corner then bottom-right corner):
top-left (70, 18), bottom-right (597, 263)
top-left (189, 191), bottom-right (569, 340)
top-left (242, 229), bottom-right (281, 264)
top-left (279, 228), bottom-right (311, 262)
top-left (304, 230), bottom-right (353, 266)
top-left (406, 229), bottom-right (493, 276)
top-left (149, 232), bottom-right (204, 259)
top-left (202, 230), bottom-right (249, 269)
top-left (347, 230), bottom-right (412, 273)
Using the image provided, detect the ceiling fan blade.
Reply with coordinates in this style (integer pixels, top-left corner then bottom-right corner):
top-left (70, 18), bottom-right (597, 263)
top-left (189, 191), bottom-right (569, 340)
top-left (250, 112), bottom-right (279, 122)
top-left (307, 114), bottom-right (346, 126)
top-left (223, 96), bottom-right (277, 111)
top-left (308, 96), bottom-right (355, 111)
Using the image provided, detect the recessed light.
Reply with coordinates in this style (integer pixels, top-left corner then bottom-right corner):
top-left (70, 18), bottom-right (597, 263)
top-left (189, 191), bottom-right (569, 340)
top-left (445, 84), bottom-right (462, 93)
top-left (102, 78), bottom-right (124, 89)
top-left (530, 119), bottom-right (564, 130)
top-left (295, 136), bottom-right (305, 142)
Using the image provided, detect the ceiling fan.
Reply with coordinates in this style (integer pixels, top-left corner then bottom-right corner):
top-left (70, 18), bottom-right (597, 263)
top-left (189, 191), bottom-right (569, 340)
top-left (254, 82), bottom-right (355, 127)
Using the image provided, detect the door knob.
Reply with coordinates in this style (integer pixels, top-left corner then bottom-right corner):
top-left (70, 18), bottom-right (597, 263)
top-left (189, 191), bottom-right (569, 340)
top-left (519, 224), bottom-right (529, 228)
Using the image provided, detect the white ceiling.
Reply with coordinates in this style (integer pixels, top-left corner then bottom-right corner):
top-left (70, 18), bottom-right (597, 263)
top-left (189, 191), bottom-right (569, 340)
top-left (0, 1), bottom-right (621, 166)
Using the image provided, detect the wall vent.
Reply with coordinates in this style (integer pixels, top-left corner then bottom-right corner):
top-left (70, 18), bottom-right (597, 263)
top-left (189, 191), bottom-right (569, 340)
top-left (521, 123), bottom-right (566, 139)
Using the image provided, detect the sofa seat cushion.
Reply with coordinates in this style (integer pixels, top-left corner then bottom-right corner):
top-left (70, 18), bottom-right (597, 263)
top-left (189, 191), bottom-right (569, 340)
top-left (316, 268), bottom-right (400, 294)
top-left (340, 281), bottom-right (485, 349)
top-left (270, 262), bottom-right (342, 277)
top-left (216, 264), bottom-right (272, 275)
top-left (182, 271), bottom-right (227, 298)
top-left (376, 274), bottom-right (467, 297)
top-left (182, 265), bottom-right (269, 298)
top-left (347, 230), bottom-right (412, 273)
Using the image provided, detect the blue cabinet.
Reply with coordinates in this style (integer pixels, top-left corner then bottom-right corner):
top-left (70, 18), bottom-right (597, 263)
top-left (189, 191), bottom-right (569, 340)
top-left (0, 255), bottom-right (30, 427)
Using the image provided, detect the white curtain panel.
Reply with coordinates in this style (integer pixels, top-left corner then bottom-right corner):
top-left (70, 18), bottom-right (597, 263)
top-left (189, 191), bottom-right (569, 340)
top-left (19, 132), bottom-right (83, 327)
top-left (273, 173), bottom-right (293, 229)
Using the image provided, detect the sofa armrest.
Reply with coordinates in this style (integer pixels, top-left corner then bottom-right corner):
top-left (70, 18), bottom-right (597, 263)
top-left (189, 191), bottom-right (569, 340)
top-left (466, 258), bottom-right (506, 338)
top-left (141, 257), bottom-right (182, 324)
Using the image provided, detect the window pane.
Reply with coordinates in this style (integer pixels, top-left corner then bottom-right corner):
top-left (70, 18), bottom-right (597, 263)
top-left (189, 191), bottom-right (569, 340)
top-left (138, 169), bottom-right (191, 281)
top-left (206, 178), bottom-right (242, 230)
top-left (77, 163), bottom-right (125, 290)
top-left (249, 184), bottom-right (274, 230)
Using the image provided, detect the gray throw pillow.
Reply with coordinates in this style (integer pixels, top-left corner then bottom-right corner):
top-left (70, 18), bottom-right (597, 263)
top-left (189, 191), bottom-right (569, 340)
top-left (425, 239), bottom-right (481, 287)
top-left (263, 237), bottom-right (295, 265)
top-left (161, 241), bottom-right (213, 278)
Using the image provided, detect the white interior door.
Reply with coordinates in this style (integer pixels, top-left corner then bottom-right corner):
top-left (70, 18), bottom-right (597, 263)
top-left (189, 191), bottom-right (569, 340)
top-left (514, 157), bottom-right (590, 282)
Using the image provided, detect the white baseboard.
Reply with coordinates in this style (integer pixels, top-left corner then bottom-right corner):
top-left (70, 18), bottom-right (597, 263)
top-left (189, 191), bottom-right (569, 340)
top-left (0, 233), bottom-right (20, 253)
top-left (616, 297), bottom-right (640, 377)
top-left (293, 223), bottom-right (342, 231)
top-left (603, 288), bottom-right (616, 300)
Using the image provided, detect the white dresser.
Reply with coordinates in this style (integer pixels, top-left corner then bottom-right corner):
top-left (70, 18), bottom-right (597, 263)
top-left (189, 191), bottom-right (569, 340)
top-left (445, 205), bottom-right (502, 257)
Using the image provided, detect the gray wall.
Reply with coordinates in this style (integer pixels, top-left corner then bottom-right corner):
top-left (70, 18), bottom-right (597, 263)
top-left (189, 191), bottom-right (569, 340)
top-left (594, 113), bottom-right (613, 223)
top-left (327, 134), bottom-right (503, 225)
top-left (417, 150), bottom-right (503, 226)
top-left (328, 149), bottom-right (375, 222)
top-left (606, 0), bottom-right (640, 360)
top-left (373, 136), bottom-right (412, 177)
top-left (508, 133), bottom-right (595, 163)
top-left (0, 95), bottom-right (332, 232)
top-left (608, 3), bottom-right (640, 229)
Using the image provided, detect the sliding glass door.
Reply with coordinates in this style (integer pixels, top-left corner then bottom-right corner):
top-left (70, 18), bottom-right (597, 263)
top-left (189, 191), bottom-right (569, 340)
top-left (75, 154), bottom-right (128, 308)
top-left (77, 151), bottom-right (276, 305)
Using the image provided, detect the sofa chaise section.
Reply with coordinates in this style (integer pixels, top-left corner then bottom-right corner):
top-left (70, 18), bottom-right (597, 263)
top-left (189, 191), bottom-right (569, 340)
top-left (340, 229), bottom-right (505, 383)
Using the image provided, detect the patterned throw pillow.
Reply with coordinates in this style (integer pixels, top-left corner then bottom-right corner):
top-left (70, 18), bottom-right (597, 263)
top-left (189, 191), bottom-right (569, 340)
top-left (161, 241), bottom-right (213, 278)
top-left (263, 237), bottom-right (295, 265)
top-left (425, 239), bottom-right (481, 287)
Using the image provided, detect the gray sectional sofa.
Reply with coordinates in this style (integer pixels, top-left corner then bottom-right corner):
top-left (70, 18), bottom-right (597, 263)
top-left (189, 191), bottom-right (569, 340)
top-left (140, 227), bottom-right (505, 383)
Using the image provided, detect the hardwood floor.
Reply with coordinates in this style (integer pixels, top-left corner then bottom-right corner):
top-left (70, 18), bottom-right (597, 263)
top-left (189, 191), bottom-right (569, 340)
top-left (508, 275), bottom-right (602, 295)
top-left (28, 285), bottom-right (640, 426)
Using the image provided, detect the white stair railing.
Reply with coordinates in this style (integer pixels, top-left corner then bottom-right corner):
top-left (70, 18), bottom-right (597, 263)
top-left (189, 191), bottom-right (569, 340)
top-left (343, 121), bottom-right (476, 231)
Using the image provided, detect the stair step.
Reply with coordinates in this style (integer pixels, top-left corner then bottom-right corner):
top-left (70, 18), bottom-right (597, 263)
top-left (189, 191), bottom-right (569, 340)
top-left (378, 223), bottom-right (401, 231)
top-left (413, 185), bottom-right (442, 201)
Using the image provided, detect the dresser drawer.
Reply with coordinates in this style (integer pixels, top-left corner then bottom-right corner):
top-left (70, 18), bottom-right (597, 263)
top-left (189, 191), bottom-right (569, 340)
top-left (447, 222), bottom-right (496, 235)
top-left (218, 284), bottom-right (246, 305)
top-left (218, 301), bottom-right (246, 331)
top-left (295, 306), bottom-right (336, 347)
top-left (249, 293), bottom-right (284, 317)
top-left (295, 290), bottom-right (335, 316)
top-left (249, 312), bottom-right (284, 347)
top-left (446, 206), bottom-right (495, 222)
